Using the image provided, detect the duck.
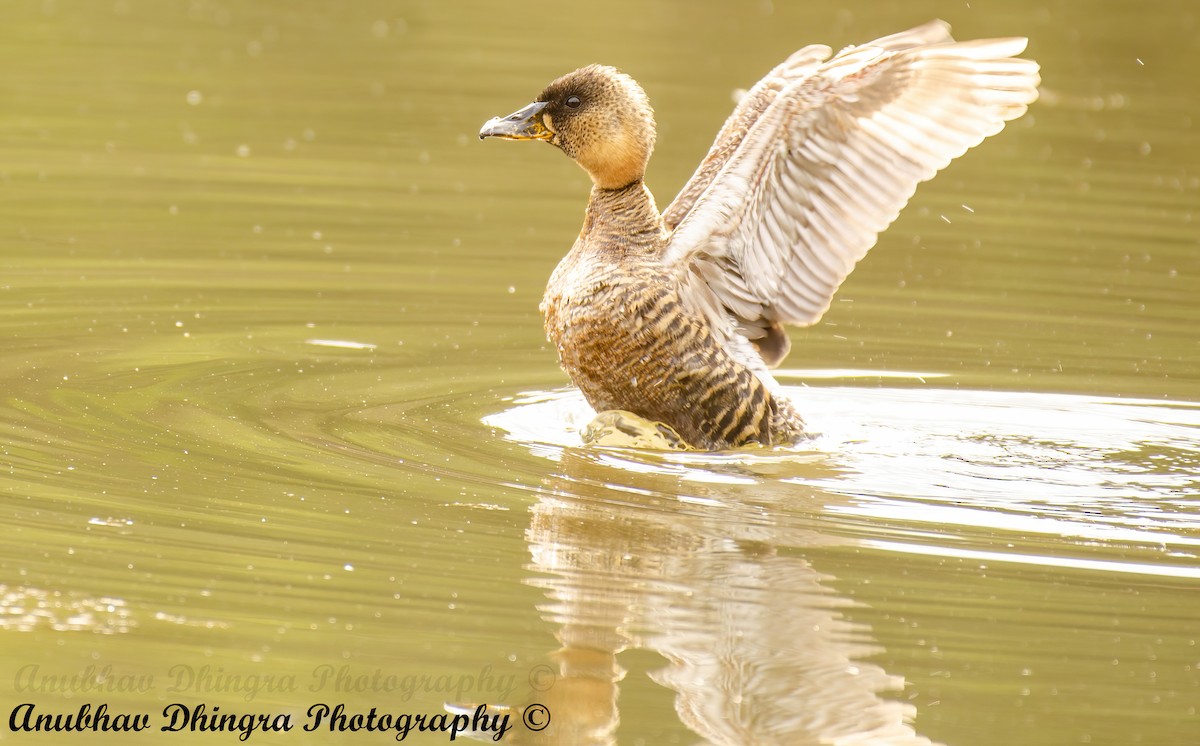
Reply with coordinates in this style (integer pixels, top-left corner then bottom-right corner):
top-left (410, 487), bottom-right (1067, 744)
top-left (479, 20), bottom-right (1039, 450)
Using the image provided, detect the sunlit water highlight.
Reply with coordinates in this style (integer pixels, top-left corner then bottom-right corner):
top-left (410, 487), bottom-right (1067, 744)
top-left (486, 378), bottom-right (1200, 578)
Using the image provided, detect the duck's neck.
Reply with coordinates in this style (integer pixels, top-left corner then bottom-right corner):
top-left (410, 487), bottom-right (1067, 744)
top-left (580, 180), bottom-right (666, 257)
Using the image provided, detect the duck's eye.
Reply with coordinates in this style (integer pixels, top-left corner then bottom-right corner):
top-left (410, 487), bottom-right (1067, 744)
top-left (565, 95), bottom-right (582, 109)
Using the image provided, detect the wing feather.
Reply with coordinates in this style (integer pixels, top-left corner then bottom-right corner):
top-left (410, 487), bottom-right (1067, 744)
top-left (663, 21), bottom-right (1039, 365)
top-left (661, 20), bottom-right (962, 232)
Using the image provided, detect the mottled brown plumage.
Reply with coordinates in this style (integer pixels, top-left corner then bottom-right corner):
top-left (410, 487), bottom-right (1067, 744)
top-left (480, 21), bottom-right (1039, 449)
top-left (539, 181), bottom-right (802, 449)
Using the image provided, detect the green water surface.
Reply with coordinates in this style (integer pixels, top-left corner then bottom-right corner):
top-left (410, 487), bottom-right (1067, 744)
top-left (1, 1), bottom-right (1198, 744)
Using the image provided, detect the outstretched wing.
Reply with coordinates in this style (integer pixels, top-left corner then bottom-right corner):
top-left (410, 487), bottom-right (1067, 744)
top-left (662, 21), bottom-right (1039, 366)
top-left (663, 20), bottom-right (957, 232)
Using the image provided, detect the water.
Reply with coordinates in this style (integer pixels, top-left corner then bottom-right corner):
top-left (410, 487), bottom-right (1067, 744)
top-left (1, 0), bottom-right (1198, 744)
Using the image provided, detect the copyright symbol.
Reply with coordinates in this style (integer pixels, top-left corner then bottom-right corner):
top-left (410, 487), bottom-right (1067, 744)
top-left (522, 703), bottom-right (550, 732)
top-left (528, 663), bottom-right (556, 692)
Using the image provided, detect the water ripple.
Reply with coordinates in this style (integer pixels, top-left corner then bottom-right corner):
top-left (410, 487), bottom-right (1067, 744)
top-left (484, 383), bottom-right (1200, 577)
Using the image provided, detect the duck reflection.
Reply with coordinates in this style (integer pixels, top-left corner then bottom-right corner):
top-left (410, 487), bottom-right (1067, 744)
top-left (514, 448), bottom-right (938, 745)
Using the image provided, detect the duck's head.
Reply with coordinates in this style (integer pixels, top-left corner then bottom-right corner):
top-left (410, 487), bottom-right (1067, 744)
top-left (479, 65), bottom-right (656, 190)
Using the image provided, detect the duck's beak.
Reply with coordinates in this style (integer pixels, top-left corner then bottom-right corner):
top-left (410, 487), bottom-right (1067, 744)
top-left (479, 101), bottom-right (552, 141)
